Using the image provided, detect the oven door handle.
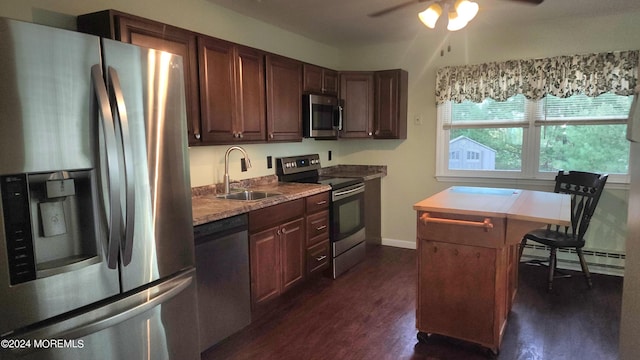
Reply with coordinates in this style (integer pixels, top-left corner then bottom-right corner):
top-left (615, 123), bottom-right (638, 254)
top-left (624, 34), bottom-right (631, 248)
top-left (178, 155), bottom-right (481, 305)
top-left (333, 184), bottom-right (365, 201)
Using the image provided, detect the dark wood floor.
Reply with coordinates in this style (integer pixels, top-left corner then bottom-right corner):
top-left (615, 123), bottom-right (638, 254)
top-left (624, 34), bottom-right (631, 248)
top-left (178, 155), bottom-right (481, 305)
top-left (201, 245), bottom-right (622, 360)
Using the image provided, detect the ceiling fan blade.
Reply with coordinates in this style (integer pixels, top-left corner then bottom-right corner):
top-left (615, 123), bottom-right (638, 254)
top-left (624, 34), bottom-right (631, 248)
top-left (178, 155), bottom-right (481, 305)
top-left (503, 0), bottom-right (544, 4)
top-left (368, 0), bottom-right (432, 18)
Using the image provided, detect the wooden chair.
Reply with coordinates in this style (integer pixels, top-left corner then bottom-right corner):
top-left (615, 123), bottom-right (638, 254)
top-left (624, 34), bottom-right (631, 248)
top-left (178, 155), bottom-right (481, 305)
top-left (518, 170), bottom-right (608, 292)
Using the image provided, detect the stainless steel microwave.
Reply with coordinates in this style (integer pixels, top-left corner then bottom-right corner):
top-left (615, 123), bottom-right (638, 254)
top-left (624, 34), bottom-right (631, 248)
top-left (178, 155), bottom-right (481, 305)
top-left (302, 94), bottom-right (342, 138)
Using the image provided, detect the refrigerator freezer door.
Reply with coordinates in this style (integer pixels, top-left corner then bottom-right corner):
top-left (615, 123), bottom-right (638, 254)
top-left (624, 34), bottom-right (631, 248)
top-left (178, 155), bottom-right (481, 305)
top-left (100, 39), bottom-right (195, 292)
top-left (0, 18), bottom-right (120, 335)
top-left (0, 269), bottom-right (200, 360)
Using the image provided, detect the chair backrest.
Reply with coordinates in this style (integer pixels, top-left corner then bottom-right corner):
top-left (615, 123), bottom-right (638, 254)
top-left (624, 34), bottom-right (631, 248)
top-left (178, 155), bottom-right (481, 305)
top-left (553, 170), bottom-right (609, 242)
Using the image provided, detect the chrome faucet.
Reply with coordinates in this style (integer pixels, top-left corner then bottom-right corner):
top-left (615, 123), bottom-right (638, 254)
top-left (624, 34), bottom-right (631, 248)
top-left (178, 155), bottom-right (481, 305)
top-left (224, 146), bottom-right (252, 194)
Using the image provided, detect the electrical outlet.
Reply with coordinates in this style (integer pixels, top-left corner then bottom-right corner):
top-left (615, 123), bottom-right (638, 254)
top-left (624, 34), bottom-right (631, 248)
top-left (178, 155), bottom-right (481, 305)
top-left (328, 150), bottom-right (332, 161)
top-left (267, 156), bottom-right (272, 169)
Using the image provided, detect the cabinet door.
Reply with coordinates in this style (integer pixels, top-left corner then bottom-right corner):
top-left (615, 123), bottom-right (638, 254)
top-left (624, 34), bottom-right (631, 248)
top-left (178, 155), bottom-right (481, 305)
top-left (266, 54), bottom-right (303, 142)
top-left (322, 69), bottom-right (339, 96)
top-left (235, 45), bottom-right (266, 141)
top-left (417, 239), bottom-right (498, 346)
top-left (280, 218), bottom-right (305, 293)
top-left (115, 15), bottom-right (201, 145)
top-left (303, 64), bottom-right (323, 94)
top-left (374, 69), bottom-right (408, 139)
top-left (250, 227), bottom-right (280, 305)
top-left (197, 36), bottom-right (236, 143)
top-left (339, 72), bottom-right (374, 138)
top-left (303, 64), bottom-right (338, 96)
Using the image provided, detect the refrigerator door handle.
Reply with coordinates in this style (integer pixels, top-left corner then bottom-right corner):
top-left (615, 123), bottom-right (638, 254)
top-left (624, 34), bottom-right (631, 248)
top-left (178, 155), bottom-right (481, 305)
top-left (3, 270), bottom-right (194, 357)
top-left (107, 66), bottom-right (136, 266)
top-left (91, 64), bottom-right (121, 270)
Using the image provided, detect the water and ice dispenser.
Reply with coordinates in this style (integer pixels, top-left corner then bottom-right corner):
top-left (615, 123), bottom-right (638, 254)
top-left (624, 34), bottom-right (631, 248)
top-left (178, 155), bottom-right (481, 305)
top-left (1, 170), bottom-right (100, 285)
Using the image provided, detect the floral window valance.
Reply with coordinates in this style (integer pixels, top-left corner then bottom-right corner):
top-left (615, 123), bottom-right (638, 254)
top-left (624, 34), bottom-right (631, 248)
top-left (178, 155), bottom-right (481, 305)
top-left (435, 50), bottom-right (639, 104)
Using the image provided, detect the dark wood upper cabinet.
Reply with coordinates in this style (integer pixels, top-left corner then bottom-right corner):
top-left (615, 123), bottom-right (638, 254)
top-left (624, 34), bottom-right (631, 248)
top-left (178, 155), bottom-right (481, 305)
top-left (266, 54), bottom-right (303, 142)
top-left (77, 10), bottom-right (201, 145)
top-left (198, 37), bottom-right (265, 143)
top-left (79, 10), bottom-right (406, 145)
top-left (339, 69), bottom-right (408, 140)
top-left (303, 64), bottom-right (338, 96)
top-left (339, 72), bottom-right (375, 139)
top-left (374, 69), bottom-right (408, 139)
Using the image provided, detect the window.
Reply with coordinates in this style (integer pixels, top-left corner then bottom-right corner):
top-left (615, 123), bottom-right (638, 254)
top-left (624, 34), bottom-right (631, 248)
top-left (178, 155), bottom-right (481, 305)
top-left (437, 93), bottom-right (632, 181)
top-left (435, 50), bottom-right (637, 183)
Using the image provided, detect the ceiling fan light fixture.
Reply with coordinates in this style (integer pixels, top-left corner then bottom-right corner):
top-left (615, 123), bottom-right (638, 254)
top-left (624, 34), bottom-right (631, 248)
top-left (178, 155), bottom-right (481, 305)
top-left (447, 11), bottom-right (468, 31)
top-left (418, 3), bottom-right (443, 29)
top-left (454, 0), bottom-right (479, 22)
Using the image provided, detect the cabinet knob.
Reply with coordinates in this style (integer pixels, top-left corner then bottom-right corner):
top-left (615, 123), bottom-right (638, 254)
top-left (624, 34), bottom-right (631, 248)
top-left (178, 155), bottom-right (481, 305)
top-left (315, 255), bottom-right (327, 262)
top-left (368, 132), bottom-right (372, 136)
top-left (239, 132), bottom-right (244, 139)
top-left (195, 133), bottom-right (201, 140)
top-left (269, 133), bottom-right (274, 139)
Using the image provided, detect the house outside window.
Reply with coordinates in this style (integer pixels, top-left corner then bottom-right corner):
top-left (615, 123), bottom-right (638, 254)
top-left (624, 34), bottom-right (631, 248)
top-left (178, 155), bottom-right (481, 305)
top-left (435, 50), bottom-right (638, 183)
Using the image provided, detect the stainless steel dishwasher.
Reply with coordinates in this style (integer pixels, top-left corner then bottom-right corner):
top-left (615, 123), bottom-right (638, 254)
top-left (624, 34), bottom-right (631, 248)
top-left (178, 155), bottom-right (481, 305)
top-left (194, 214), bottom-right (251, 352)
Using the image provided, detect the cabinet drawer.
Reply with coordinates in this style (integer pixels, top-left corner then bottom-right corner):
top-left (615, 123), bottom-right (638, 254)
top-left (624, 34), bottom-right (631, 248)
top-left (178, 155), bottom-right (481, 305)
top-left (417, 211), bottom-right (505, 248)
top-left (306, 191), bottom-right (330, 213)
top-left (250, 198), bottom-right (304, 232)
top-left (306, 209), bottom-right (329, 246)
top-left (307, 240), bottom-right (330, 275)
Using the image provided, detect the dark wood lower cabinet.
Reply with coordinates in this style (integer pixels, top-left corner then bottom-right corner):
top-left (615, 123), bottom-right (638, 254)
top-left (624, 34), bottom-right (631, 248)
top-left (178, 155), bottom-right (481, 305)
top-left (249, 199), bottom-right (305, 306)
top-left (249, 227), bottom-right (280, 304)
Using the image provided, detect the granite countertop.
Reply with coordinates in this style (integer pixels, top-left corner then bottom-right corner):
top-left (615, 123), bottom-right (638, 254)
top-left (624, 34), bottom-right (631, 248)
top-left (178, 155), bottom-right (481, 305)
top-left (192, 176), bottom-right (330, 226)
top-left (191, 165), bottom-right (386, 226)
top-left (319, 165), bottom-right (387, 181)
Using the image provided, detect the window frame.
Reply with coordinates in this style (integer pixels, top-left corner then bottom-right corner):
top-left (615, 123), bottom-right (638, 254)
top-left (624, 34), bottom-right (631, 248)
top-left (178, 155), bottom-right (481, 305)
top-left (435, 97), bottom-right (631, 185)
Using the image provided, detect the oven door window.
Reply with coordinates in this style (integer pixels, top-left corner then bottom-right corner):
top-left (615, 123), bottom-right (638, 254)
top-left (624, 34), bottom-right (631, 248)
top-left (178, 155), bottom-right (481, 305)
top-left (312, 103), bottom-right (335, 130)
top-left (332, 191), bottom-right (365, 241)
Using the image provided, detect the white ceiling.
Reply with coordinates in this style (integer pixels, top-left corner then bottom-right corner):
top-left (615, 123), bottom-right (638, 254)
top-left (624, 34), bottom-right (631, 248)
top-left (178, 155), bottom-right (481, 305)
top-left (205, 0), bottom-right (640, 47)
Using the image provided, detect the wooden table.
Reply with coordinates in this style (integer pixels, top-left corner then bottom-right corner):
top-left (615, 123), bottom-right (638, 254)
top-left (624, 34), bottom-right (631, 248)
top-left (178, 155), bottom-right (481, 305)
top-left (413, 186), bottom-right (570, 354)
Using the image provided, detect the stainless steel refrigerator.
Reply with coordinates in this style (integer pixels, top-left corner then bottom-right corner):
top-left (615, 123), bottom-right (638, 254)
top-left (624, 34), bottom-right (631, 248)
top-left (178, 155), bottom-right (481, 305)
top-left (0, 17), bottom-right (199, 359)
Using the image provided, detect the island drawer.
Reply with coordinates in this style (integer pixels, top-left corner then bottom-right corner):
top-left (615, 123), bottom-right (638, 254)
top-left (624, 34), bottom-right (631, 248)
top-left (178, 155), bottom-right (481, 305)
top-left (417, 211), bottom-right (505, 248)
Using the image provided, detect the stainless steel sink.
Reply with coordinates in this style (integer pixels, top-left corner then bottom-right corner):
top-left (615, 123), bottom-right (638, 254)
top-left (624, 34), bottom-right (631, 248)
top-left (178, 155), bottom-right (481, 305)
top-left (216, 190), bottom-right (283, 201)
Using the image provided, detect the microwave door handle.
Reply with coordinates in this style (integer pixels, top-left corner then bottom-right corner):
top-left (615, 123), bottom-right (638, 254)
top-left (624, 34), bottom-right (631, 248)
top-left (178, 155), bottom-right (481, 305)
top-left (91, 64), bottom-right (121, 270)
top-left (336, 104), bottom-right (343, 131)
top-left (107, 67), bottom-right (135, 266)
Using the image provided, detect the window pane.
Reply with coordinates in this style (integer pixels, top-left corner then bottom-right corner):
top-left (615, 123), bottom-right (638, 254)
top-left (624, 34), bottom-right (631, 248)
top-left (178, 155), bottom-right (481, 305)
top-left (539, 124), bottom-right (629, 174)
top-left (452, 94), bottom-right (525, 123)
top-left (450, 128), bottom-right (522, 171)
top-left (544, 93), bottom-right (633, 120)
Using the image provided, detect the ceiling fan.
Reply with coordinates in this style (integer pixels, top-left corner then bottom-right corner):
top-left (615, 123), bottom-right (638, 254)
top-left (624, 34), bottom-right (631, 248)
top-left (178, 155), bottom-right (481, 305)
top-left (369, 0), bottom-right (544, 31)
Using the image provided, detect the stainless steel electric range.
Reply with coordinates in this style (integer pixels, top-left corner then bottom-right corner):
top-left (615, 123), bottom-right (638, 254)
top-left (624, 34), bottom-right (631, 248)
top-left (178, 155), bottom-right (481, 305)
top-left (276, 154), bottom-right (366, 278)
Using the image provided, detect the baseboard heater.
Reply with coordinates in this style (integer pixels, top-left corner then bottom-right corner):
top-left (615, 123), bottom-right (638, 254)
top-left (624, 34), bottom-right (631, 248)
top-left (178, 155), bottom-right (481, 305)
top-left (521, 244), bottom-right (625, 277)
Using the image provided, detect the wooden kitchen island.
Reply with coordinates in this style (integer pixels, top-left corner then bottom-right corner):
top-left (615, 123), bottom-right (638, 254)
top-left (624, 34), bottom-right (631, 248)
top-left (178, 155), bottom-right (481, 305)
top-left (413, 187), bottom-right (570, 355)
